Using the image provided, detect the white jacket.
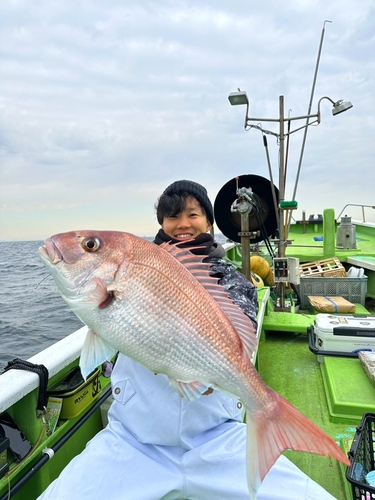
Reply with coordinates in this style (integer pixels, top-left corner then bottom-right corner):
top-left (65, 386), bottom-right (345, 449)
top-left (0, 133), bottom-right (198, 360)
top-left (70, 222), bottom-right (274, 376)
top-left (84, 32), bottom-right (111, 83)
top-left (109, 353), bottom-right (244, 448)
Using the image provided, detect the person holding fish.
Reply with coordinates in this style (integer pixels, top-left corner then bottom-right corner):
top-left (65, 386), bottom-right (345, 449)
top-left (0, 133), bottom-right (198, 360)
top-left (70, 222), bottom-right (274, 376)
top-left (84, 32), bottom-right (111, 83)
top-left (38, 180), bottom-right (346, 500)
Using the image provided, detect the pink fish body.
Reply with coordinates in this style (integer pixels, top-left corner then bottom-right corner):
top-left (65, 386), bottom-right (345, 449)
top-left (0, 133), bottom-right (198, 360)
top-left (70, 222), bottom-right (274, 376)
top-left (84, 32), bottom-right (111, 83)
top-left (39, 230), bottom-right (349, 498)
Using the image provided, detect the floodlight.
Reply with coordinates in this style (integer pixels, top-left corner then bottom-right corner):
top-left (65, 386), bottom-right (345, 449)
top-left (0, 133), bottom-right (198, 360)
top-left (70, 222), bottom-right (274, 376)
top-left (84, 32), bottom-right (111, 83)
top-left (228, 91), bottom-right (249, 106)
top-left (332, 100), bottom-right (353, 116)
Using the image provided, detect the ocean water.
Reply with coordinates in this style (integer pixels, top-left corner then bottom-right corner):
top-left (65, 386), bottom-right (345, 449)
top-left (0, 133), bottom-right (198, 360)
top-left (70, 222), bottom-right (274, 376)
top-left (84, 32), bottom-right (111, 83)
top-left (0, 240), bottom-right (84, 371)
top-left (0, 235), bottom-right (229, 371)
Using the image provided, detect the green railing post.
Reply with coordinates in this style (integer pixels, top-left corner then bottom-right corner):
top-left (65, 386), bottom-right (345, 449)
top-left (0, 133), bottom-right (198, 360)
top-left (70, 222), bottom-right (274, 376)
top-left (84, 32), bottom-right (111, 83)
top-left (323, 208), bottom-right (336, 258)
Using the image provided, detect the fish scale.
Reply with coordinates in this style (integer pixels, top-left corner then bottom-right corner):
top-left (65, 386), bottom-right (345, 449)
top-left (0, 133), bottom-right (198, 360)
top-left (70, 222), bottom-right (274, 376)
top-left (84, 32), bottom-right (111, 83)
top-left (39, 229), bottom-right (350, 499)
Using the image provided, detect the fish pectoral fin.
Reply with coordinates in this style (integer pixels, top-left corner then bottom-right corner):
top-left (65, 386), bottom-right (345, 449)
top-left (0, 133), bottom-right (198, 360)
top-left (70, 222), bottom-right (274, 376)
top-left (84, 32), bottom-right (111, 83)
top-left (78, 278), bottom-right (114, 309)
top-left (169, 378), bottom-right (212, 401)
top-left (80, 328), bottom-right (118, 380)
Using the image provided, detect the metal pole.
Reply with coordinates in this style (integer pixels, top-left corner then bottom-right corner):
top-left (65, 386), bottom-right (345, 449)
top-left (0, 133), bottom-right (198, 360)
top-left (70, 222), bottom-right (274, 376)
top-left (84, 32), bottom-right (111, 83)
top-left (278, 95), bottom-right (285, 258)
top-left (291, 20), bottom-right (331, 202)
top-left (240, 215), bottom-right (250, 281)
top-left (278, 96), bottom-right (286, 309)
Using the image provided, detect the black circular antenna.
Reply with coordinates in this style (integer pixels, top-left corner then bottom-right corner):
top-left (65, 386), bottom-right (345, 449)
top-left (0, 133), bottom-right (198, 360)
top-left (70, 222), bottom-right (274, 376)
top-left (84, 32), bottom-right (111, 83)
top-left (214, 174), bottom-right (279, 243)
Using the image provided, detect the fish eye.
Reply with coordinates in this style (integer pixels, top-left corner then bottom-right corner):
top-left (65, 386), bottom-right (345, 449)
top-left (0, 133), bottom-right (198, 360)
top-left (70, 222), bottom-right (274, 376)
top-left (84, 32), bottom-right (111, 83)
top-left (82, 237), bottom-right (101, 252)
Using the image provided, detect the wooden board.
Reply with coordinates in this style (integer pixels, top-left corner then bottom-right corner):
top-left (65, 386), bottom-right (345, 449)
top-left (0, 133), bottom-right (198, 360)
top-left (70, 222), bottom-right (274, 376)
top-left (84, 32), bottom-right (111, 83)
top-left (300, 257), bottom-right (346, 278)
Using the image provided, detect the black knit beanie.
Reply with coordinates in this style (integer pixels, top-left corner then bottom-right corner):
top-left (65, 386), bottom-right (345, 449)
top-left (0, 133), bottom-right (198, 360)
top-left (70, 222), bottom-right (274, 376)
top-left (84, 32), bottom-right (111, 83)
top-left (162, 180), bottom-right (214, 225)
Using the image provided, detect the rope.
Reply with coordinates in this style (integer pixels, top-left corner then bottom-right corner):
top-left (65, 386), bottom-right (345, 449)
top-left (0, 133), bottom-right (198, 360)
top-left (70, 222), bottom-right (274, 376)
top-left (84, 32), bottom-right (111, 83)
top-left (3, 359), bottom-right (49, 414)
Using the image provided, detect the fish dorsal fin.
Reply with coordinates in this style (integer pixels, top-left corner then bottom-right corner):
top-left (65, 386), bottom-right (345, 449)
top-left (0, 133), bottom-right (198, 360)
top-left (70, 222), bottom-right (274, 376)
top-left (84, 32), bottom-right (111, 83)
top-left (159, 242), bottom-right (257, 362)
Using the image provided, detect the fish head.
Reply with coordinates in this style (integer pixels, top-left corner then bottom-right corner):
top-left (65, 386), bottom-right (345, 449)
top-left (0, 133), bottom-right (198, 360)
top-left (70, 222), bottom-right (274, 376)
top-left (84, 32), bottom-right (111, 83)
top-left (39, 230), bottom-right (131, 308)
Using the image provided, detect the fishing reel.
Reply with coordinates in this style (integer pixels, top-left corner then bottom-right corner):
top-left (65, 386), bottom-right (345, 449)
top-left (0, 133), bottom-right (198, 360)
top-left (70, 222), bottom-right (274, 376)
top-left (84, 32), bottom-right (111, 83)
top-left (214, 174), bottom-right (279, 244)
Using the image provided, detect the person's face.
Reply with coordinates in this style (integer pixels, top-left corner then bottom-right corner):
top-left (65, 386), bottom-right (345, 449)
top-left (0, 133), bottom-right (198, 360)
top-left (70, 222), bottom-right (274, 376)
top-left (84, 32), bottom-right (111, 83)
top-left (161, 196), bottom-right (212, 241)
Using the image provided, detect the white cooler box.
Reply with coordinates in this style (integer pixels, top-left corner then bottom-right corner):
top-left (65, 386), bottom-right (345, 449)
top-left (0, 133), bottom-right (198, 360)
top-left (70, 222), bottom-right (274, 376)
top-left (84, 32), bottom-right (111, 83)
top-left (310, 314), bottom-right (375, 357)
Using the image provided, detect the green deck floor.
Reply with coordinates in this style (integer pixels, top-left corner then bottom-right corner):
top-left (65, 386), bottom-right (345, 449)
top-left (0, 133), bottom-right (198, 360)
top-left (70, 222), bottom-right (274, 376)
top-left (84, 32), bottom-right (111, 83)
top-left (257, 330), bottom-right (358, 500)
top-left (286, 222), bottom-right (375, 263)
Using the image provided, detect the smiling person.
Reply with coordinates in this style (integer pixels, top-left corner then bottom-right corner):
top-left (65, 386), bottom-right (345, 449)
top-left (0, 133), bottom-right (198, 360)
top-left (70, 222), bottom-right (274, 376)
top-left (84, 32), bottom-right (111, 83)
top-left (38, 180), bottom-right (337, 500)
top-left (156, 180), bottom-right (214, 240)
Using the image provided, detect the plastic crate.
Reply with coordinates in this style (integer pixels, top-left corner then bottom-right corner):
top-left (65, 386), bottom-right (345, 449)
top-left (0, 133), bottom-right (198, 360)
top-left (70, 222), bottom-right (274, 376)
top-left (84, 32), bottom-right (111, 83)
top-left (298, 275), bottom-right (367, 309)
top-left (346, 413), bottom-right (375, 499)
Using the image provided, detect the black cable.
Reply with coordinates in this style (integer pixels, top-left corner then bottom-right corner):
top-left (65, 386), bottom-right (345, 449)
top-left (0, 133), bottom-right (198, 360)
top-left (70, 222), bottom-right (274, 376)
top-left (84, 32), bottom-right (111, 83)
top-left (246, 191), bottom-right (276, 259)
top-left (253, 210), bottom-right (276, 258)
top-left (290, 283), bottom-right (301, 306)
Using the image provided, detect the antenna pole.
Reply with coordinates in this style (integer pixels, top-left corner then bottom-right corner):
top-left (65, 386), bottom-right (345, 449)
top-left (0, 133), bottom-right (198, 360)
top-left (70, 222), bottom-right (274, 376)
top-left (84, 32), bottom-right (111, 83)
top-left (291, 20), bottom-right (332, 202)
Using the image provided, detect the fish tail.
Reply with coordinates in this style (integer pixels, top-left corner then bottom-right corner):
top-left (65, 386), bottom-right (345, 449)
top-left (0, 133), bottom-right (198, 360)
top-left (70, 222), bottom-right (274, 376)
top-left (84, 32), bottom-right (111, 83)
top-left (245, 393), bottom-right (350, 498)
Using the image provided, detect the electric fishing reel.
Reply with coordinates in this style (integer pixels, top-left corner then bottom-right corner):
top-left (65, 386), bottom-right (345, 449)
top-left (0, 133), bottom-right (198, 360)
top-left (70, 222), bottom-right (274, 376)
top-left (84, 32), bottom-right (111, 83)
top-left (214, 174), bottom-right (279, 244)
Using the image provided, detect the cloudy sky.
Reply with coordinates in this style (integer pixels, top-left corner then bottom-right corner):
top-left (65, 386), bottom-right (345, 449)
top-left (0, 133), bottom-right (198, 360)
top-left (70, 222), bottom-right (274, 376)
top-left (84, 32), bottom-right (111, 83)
top-left (1, 0), bottom-right (374, 241)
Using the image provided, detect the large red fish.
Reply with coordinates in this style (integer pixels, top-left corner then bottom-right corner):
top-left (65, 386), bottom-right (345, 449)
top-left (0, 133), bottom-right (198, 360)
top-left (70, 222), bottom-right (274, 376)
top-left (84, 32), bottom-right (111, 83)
top-left (39, 230), bottom-right (349, 498)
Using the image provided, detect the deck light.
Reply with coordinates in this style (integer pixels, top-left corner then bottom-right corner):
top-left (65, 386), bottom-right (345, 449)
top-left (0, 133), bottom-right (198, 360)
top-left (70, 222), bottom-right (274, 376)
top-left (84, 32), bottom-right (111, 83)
top-left (228, 91), bottom-right (249, 106)
top-left (331, 100), bottom-right (353, 116)
top-left (316, 96), bottom-right (353, 118)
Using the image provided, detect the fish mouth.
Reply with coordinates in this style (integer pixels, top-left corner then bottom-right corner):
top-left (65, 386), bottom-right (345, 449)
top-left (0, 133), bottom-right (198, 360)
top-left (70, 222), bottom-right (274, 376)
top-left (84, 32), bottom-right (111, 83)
top-left (39, 239), bottom-right (63, 265)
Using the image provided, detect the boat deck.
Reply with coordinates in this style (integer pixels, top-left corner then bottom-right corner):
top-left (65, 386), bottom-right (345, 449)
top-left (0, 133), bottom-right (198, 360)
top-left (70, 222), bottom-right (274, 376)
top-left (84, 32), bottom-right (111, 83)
top-left (258, 302), bottom-right (375, 500)
top-left (286, 222), bottom-right (375, 263)
top-left (258, 328), bottom-right (355, 500)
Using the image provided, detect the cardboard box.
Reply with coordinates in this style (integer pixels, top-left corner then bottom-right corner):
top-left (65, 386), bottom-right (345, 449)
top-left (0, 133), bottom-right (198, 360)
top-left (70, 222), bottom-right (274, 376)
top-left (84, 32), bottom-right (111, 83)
top-left (298, 275), bottom-right (367, 309)
top-left (308, 295), bottom-right (356, 313)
